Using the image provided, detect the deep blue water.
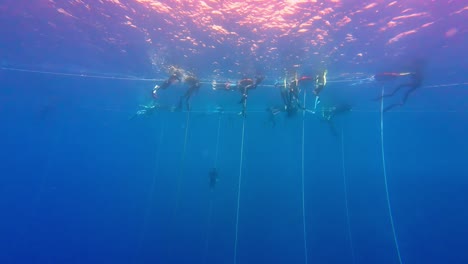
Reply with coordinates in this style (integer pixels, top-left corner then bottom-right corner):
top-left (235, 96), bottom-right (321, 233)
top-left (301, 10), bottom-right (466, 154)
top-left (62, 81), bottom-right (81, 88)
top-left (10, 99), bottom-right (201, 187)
top-left (1, 1), bottom-right (467, 264)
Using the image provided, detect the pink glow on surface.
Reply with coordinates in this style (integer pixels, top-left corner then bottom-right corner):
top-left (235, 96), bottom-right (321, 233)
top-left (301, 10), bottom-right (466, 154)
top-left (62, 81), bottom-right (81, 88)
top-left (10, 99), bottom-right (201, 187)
top-left (6, 0), bottom-right (461, 72)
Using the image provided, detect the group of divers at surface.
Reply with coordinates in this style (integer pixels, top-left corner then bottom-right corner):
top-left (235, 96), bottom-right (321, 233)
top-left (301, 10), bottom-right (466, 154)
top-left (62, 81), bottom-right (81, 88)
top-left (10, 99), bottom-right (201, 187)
top-left (131, 65), bottom-right (424, 190)
top-left (132, 65), bottom-right (424, 123)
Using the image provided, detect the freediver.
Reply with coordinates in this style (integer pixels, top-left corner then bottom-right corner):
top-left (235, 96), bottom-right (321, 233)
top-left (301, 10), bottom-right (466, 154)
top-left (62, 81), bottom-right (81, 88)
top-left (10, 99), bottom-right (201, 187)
top-left (209, 168), bottom-right (219, 190)
top-left (314, 69), bottom-right (328, 97)
top-left (374, 59), bottom-right (425, 112)
top-left (152, 66), bottom-right (201, 111)
top-left (129, 103), bottom-right (159, 120)
top-left (266, 106), bottom-right (283, 127)
top-left (129, 102), bottom-right (177, 120)
top-left (274, 78), bottom-right (301, 116)
top-left (319, 102), bottom-right (352, 137)
top-left (212, 75), bottom-right (264, 117)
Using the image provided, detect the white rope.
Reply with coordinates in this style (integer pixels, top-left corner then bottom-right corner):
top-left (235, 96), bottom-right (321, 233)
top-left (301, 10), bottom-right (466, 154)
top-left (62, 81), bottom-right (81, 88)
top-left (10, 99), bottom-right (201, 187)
top-left (134, 120), bottom-right (165, 263)
top-left (233, 117), bottom-right (246, 264)
top-left (0, 66), bottom-right (160, 81)
top-left (2, 66), bottom-right (465, 89)
top-left (380, 87), bottom-right (403, 264)
top-left (175, 111), bottom-right (191, 211)
top-left (301, 89), bottom-right (309, 264)
top-left (204, 115), bottom-right (221, 263)
top-left (214, 115), bottom-right (222, 168)
top-left (341, 129), bottom-right (356, 264)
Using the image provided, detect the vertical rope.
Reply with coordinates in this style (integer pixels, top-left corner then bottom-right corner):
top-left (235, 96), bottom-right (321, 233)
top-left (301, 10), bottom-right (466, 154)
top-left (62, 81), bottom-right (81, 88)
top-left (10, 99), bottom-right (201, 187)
top-left (203, 114), bottom-right (222, 263)
top-left (380, 87), bottom-right (403, 264)
top-left (214, 115), bottom-right (222, 168)
top-left (134, 119), bottom-right (165, 263)
top-left (175, 111), bottom-right (191, 211)
top-left (341, 129), bottom-right (356, 264)
top-left (233, 118), bottom-right (246, 264)
top-left (301, 89), bottom-right (309, 264)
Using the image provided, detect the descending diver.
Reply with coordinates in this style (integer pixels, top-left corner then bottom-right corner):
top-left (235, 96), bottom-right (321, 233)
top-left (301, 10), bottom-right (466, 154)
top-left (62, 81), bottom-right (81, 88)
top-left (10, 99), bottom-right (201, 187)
top-left (266, 106), bottom-right (283, 127)
top-left (322, 103), bottom-right (352, 121)
top-left (152, 66), bottom-right (201, 111)
top-left (318, 102), bottom-right (352, 137)
top-left (129, 102), bottom-right (175, 120)
top-left (129, 103), bottom-right (159, 120)
top-left (374, 59), bottom-right (425, 112)
top-left (209, 168), bottom-right (219, 190)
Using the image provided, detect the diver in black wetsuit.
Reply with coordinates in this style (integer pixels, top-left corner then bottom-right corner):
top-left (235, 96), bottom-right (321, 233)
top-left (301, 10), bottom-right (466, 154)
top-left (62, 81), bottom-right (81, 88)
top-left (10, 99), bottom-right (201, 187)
top-left (152, 72), bottom-right (182, 99)
top-left (266, 106), bottom-right (282, 128)
top-left (213, 76), bottom-right (264, 117)
top-left (267, 74), bottom-right (315, 125)
top-left (209, 168), bottom-right (218, 190)
top-left (152, 67), bottom-right (200, 111)
top-left (375, 60), bottom-right (425, 112)
top-left (319, 103), bottom-right (352, 137)
top-left (380, 71), bottom-right (423, 112)
top-left (177, 75), bottom-right (200, 111)
top-left (287, 79), bottom-right (302, 116)
top-left (238, 76), bottom-right (264, 117)
top-left (314, 70), bottom-right (327, 97)
top-left (129, 102), bottom-right (176, 120)
top-left (322, 103), bottom-right (352, 121)
top-left (275, 80), bottom-right (290, 110)
top-left (274, 74), bottom-right (314, 117)
top-left (274, 79), bottom-right (300, 115)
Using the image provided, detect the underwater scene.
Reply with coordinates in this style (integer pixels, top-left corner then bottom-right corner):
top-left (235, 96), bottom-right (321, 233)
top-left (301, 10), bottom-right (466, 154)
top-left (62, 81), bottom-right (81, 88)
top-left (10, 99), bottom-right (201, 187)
top-left (1, 1), bottom-right (467, 263)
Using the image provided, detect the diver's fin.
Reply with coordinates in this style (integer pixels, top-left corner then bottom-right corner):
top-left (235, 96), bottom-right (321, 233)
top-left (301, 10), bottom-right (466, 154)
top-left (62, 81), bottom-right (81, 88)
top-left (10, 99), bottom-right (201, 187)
top-left (314, 96), bottom-right (320, 110)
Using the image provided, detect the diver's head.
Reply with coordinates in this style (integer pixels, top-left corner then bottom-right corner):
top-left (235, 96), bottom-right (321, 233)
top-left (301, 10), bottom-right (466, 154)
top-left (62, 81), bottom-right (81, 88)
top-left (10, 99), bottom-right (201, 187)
top-left (256, 75), bottom-right (265, 84)
top-left (168, 66), bottom-right (183, 79)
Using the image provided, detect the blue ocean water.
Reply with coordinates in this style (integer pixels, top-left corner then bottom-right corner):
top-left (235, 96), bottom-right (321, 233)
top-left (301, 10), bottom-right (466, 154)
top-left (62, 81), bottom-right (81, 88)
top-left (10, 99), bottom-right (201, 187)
top-left (1, 1), bottom-right (467, 264)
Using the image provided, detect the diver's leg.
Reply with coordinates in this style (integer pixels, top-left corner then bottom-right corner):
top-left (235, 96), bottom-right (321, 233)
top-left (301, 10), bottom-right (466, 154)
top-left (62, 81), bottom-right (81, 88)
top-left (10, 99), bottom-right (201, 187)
top-left (184, 88), bottom-right (194, 111)
top-left (268, 109), bottom-right (277, 128)
top-left (281, 91), bottom-right (288, 108)
top-left (375, 84), bottom-right (406, 101)
top-left (240, 99), bottom-right (247, 117)
top-left (185, 95), bottom-right (191, 111)
top-left (314, 96), bottom-right (320, 111)
top-left (401, 86), bottom-right (417, 105)
top-left (383, 103), bottom-right (403, 112)
top-left (328, 121), bottom-right (338, 137)
top-left (176, 96), bottom-right (184, 111)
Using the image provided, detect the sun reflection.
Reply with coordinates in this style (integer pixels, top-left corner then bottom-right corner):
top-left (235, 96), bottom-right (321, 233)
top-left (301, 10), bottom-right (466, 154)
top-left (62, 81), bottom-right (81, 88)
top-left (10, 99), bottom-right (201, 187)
top-left (36, 0), bottom-right (456, 70)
